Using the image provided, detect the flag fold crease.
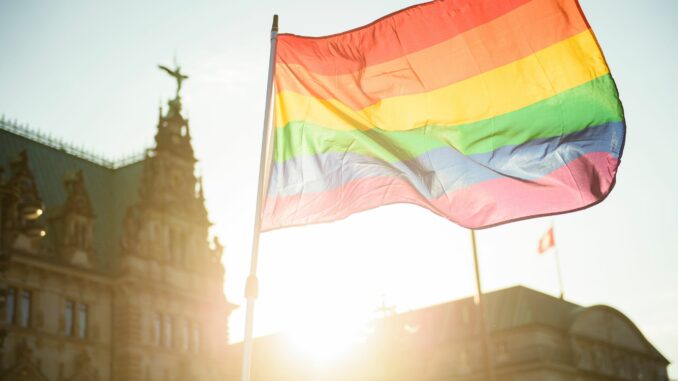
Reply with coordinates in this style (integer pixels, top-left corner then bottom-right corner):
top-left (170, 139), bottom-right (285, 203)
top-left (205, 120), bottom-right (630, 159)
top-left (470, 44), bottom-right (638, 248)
top-left (263, 0), bottom-right (625, 231)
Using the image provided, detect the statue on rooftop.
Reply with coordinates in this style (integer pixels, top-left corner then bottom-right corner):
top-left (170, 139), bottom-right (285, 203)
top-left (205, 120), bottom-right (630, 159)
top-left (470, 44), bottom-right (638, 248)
top-left (158, 63), bottom-right (189, 97)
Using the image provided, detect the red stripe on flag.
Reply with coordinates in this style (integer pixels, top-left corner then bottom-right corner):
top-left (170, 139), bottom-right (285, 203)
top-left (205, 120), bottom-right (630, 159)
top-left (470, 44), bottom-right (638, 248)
top-left (276, 0), bottom-right (531, 75)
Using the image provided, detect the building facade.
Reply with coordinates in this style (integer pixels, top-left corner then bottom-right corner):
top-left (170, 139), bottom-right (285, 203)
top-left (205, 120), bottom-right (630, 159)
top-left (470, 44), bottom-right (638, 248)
top-left (229, 286), bottom-right (670, 381)
top-left (0, 74), bottom-right (235, 380)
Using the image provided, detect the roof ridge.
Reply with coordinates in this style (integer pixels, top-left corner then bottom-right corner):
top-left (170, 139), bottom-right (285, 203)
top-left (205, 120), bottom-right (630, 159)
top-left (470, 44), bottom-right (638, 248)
top-left (0, 115), bottom-right (146, 169)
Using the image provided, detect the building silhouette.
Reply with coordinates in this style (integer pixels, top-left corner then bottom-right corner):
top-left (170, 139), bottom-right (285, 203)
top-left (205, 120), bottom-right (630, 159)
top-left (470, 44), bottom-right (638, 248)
top-left (1, 72), bottom-right (669, 381)
top-left (228, 286), bottom-right (669, 381)
top-left (0, 77), bottom-right (235, 380)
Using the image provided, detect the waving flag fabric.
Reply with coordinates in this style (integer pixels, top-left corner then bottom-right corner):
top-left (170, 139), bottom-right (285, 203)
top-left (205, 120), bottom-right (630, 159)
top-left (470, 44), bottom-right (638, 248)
top-left (262, 0), bottom-right (625, 231)
top-left (538, 227), bottom-right (556, 254)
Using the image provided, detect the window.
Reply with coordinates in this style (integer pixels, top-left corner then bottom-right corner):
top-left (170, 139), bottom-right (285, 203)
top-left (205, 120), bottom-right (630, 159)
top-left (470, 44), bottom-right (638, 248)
top-left (153, 313), bottom-right (162, 346)
top-left (65, 300), bottom-right (74, 336)
top-left (4, 287), bottom-right (15, 324)
top-left (181, 319), bottom-right (190, 351)
top-left (163, 315), bottom-right (172, 347)
top-left (19, 290), bottom-right (31, 327)
top-left (192, 323), bottom-right (201, 352)
top-left (64, 299), bottom-right (88, 339)
top-left (496, 341), bottom-right (509, 362)
top-left (77, 303), bottom-right (88, 338)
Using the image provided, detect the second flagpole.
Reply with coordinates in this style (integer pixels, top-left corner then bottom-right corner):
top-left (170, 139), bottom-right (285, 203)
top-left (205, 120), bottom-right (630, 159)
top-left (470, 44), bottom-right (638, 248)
top-left (470, 229), bottom-right (496, 381)
top-left (241, 14), bottom-right (278, 381)
top-left (552, 222), bottom-right (565, 299)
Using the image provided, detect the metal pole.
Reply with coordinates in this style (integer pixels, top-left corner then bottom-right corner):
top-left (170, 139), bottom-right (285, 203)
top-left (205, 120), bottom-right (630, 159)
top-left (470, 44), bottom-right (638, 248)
top-left (470, 229), bottom-right (495, 381)
top-left (552, 227), bottom-right (565, 299)
top-left (241, 14), bottom-right (278, 381)
top-left (554, 245), bottom-right (565, 299)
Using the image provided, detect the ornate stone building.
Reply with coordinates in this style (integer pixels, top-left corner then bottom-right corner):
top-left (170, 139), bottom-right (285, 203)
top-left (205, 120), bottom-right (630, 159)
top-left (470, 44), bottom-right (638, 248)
top-left (0, 70), bottom-right (235, 380)
top-left (228, 286), bottom-right (670, 381)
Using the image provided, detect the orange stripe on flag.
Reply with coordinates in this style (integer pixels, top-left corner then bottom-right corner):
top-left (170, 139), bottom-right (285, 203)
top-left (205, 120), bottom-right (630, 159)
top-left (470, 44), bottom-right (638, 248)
top-left (275, 0), bottom-right (589, 110)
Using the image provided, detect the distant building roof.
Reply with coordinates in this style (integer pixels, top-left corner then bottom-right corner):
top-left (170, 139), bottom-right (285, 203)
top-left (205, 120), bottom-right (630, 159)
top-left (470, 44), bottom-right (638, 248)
top-left (227, 285), bottom-right (669, 381)
top-left (392, 285), bottom-right (668, 362)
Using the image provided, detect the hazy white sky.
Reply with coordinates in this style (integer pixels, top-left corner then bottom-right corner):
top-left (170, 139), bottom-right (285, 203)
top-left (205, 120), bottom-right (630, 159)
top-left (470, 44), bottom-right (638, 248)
top-left (1, 0), bottom-right (677, 376)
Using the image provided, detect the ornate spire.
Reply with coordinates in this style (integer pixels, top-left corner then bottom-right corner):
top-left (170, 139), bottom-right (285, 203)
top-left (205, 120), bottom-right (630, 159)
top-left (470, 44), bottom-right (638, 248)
top-left (9, 151), bottom-right (43, 213)
top-left (154, 62), bottom-right (194, 160)
top-left (61, 170), bottom-right (94, 217)
top-left (121, 62), bottom-right (211, 266)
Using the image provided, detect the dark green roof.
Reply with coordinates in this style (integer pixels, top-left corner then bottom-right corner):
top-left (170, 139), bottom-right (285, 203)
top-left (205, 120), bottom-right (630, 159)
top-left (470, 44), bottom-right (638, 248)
top-left (0, 123), bottom-right (144, 273)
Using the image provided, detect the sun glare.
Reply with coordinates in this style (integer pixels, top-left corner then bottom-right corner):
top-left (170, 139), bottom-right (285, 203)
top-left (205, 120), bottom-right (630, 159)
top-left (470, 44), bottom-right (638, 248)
top-left (284, 311), bottom-right (369, 366)
top-left (249, 215), bottom-right (480, 370)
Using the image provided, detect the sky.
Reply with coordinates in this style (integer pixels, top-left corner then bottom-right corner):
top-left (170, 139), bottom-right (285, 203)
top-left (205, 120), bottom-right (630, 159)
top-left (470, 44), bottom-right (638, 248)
top-left (1, 0), bottom-right (677, 376)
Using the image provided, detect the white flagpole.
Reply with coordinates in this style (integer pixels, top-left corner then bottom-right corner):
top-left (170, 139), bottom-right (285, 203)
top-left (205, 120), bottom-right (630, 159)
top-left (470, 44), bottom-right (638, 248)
top-left (551, 222), bottom-right (565, 299)
top-left (241, 14), bottom-right (278, 381)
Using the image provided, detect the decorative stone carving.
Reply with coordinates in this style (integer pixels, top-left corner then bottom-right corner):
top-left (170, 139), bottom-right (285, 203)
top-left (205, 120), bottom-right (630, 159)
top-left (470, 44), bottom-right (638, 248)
top-left (0, 341), bottom-right (49, 381)
top-left (64, 349), bottom-right (99, 381)
top-left (210, 236), bottom-right (224, 264)
top-left (49, 170), bottom-right (96, 268)
top-left (15, 340), bottom-right (33, 361)
top-left (1, 150), bottom-right (45, 254)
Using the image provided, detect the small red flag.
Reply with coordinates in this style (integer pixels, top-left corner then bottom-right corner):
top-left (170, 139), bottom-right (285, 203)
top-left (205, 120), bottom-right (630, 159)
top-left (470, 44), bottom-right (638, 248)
top-left (538, 227), bottom-right (555, 254)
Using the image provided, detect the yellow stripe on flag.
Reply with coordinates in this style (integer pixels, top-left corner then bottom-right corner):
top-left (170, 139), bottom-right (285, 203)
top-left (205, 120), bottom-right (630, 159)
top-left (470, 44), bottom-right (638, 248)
top-left (274, 30), bottom-right (609, 131)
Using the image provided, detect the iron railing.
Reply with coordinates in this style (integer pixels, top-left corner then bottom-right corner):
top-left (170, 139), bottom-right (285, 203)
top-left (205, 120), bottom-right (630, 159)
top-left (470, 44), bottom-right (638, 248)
top-left (0, 116), bottom-right (146, 169)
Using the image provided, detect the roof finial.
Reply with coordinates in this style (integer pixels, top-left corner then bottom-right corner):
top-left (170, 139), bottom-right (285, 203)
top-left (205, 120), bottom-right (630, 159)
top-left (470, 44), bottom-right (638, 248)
top-left (158, 62), bottom-right (188, 98)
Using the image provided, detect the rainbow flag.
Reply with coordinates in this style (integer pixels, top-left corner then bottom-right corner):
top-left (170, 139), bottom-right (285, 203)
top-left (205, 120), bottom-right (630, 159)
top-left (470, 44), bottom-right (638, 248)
top-left (262, 0), bottom-right (625, 231)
